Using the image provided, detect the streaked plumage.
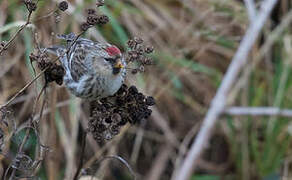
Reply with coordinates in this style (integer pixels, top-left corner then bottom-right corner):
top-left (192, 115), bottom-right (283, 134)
top-left (47, 33), bottom-right (126, 99)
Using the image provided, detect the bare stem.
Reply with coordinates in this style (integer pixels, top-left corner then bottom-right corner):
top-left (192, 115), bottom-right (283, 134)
top-left (224, 107), bottom-right (292, 117)
top-left (73, 130), bottom-right (87, 180)
top-left (0, 11), bottom-right (32, 55)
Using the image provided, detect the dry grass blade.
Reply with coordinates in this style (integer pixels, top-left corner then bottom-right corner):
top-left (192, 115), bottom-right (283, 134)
top-left (225, 107), bottom-right (292, 117)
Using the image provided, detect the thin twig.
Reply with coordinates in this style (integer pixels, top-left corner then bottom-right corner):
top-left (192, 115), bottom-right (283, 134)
top-left (224, 107), bottom-right (292, 117)
top-left (0, 67), bottom-right (47, 108)
top-left (0, 11), bottom-right (32, 55)
top-left (34, 8), bottom-right (57, 22)
top-left (174, 0), bottom-right (279, 180)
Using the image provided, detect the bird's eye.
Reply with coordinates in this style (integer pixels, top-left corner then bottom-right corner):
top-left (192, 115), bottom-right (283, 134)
top-left (105, 58), bottom-right (115, 62)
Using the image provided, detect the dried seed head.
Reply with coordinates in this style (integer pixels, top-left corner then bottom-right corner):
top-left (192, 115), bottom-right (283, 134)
top-left (145, 96), bottom-right (155, 106)
top-left (111, 113), bottom-right (121, 123)
top-left (80, 22), bottom-right (90, 31)
top-left (24, 0), bottom-right (37, 12)
top-left (87, 8), bottom-right (96, 15)
top-left (134, 37), bottom-right (143, 44)
top-left (127, 39), bottom-right (136, 49)
top-left (145, 46), bottom-right (154, 54)
top-left (33, 51), bottom-right (65, 85)
top-left (87, 14), bottom-right (99, 25)
top-left (58, 1), bottom-right (68, 11)
top-left (29, 3), bottom-right (37, 12)
top-left (96, 0), bottom-right (105, 7)
top-left (139, 65), bottom-right (145, 72)
top-left (125, 37), bottom-right (155, 73)
top-left (88, 84), bottom-right (155, 143)
top-left (142, 57), bottom-right (153, 65)
top-left (98, 15), bottom-right (109, 25)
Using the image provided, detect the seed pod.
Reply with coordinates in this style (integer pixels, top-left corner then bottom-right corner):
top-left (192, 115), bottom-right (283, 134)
top-left (98, 15), bottom-right (109, 25)
top-left (87, 8), bottom-right (96, 15)
top-left (80, 22), bottom-right (90, 31)
top-left (58, 1), bottom-right (68, 11)
top-left (87, 14), bottom-right (99, 25)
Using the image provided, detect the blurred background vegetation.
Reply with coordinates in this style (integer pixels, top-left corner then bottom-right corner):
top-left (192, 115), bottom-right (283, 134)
top-left (0, 0), bottom-right (292, 179)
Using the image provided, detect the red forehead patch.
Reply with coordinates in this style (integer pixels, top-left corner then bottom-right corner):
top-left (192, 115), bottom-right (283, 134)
top-left (105, 46), bottom-right (121, 56)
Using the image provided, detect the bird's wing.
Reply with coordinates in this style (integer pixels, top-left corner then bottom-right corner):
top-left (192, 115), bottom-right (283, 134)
top-left (68, 40), bottom-right (96, 82)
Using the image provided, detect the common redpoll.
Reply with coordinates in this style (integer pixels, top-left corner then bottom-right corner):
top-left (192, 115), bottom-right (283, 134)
top-left (47, 33), bottom-right (126, 99)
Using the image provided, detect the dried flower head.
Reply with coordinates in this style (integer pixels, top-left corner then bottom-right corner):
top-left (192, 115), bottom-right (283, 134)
top-left (58, 1), bottom-right (68, 11)
top-left (87, 14), bottom-right (99, 25)
top-left (80, 22), bottom-right (91, 31)
top-left (81, 9), bottom-right (109, 32)
top-left (145, 46), bottom-right (154, 54)
top-left (87, 8), bottom-right (96, 15)
top-left (125, 37), bottom-right (155, 74)
top-left (96, 0), bottom-right (105, 7)
top-left (98, 15), bottom-right (109, 25)
top-left (24, 0), bottom-right (37, 12)
top-left (30, 51), bottom-right (65, 85)
top-left (88, 84), bottom-right (155, 143)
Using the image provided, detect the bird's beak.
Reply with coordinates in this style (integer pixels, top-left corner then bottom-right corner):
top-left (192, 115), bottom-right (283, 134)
top-left (114, 59), bottom-right (124, 69)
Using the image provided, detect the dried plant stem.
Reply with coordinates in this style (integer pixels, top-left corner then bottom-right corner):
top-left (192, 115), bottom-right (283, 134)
top-left (225, 107), bottom-right (292, 117)
top-left (0, 11), bottom-right (32, 55)
top-left (8, 128), bottom-right (31, 180)
top-left (0, 67), bottom-right (46, 109)
top-left (34, 9), bottom-right (57, 22)
top-left (175, 0), bottom-right (279, 180)
top-left (244, 0), bottom-right (257, 22)
top-left (73, 130), bottom-right (87, 180)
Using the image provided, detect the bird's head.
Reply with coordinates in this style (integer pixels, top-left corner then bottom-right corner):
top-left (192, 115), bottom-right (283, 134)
top-left (105, 46), bottom-right (125, 75)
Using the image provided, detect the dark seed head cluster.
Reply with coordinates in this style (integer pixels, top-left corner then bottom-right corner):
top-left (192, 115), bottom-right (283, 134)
top-left (58, 1), bottom-right (68, 11)
top-left (29, 52), bottom-right (65, 85)
top-left (88, 84), bottom-right (155, 143)
top-left (23, 0), bottom-right (37, 12)
top-left (126, 37), bottom-right (154, 74)
top-left (80, 4), bottom-right (109, 31)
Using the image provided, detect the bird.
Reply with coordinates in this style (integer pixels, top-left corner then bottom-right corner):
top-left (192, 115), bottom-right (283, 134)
top-left (46, 33), bottom-right (126, 99)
